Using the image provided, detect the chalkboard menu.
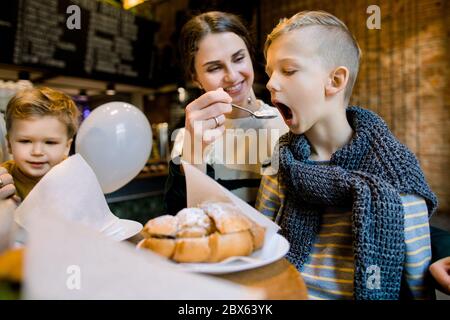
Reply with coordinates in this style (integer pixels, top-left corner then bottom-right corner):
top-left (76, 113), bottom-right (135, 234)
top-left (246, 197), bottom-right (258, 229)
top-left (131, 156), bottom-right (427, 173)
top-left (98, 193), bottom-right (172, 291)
top-left (0, 0), bottom-right (159, 86)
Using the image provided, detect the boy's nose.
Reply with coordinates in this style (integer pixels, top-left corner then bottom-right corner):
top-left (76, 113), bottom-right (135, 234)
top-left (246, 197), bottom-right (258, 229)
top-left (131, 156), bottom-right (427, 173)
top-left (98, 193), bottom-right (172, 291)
top-left (266, 75), bottom-right (279, 93)
top-left (31, 143), bottom-right (44, 155)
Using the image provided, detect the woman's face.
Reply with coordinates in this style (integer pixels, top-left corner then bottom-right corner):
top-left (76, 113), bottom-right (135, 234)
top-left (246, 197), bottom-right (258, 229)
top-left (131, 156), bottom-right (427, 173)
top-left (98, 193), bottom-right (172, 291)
top-left (193, 32), bottom-right (254, 107)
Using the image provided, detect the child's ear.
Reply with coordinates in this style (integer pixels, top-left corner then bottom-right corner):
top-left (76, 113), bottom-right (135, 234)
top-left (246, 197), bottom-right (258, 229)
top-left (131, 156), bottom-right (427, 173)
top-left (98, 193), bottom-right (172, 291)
top-left (325, 66), bottom-right (349, 98)
top-left (64, 138), bottom-right (73, 156)
top-left (6, 138), bottom-right (12, 155)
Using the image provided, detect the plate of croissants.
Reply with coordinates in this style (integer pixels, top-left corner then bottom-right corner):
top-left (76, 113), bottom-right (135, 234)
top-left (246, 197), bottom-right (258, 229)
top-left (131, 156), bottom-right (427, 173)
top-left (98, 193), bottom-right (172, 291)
top-left (136, 201), bottom-right (289, 274)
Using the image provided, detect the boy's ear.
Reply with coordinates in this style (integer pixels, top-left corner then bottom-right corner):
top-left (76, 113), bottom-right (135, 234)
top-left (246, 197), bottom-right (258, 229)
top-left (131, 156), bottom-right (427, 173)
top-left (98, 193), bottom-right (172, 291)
top-left (6, 135), bottom-right (12, 155)
top-left (64, 138), bottom-right (73, 156)
top-left (325, 66), bottom-right (349, 98)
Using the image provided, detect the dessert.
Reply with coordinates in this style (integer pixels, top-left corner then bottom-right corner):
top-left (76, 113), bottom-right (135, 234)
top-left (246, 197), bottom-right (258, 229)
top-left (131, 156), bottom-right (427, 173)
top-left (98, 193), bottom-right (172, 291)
top-left (137, 202), bottom-right (265, 263)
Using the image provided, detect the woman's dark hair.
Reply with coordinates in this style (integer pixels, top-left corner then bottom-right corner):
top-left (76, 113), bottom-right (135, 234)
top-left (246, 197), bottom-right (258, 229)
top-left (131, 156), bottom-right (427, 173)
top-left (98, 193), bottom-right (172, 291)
top-left (179, 11), bottom-right (255, 82)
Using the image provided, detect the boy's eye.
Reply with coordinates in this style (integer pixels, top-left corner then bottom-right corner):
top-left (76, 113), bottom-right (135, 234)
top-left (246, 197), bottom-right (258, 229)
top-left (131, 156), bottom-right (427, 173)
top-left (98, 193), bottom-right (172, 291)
top-left (19, 140), bottom-right (31, 143)
top-left (45, 141), bottom-right (58, 145)
top-left (282, 69), bottom-right (297, 76)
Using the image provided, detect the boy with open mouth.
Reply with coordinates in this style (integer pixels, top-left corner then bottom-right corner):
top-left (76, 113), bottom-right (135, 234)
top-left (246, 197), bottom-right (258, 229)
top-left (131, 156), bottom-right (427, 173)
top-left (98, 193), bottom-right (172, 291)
top-left (256, 10), bottom-right (439, 300)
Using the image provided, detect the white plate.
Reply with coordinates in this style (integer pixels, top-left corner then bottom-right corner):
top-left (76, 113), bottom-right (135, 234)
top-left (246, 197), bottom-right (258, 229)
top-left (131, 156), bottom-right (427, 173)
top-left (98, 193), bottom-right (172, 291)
top-left (101, 219), bottom-right (143, 241)
top-left (179, 233), bottom-right (290, 274)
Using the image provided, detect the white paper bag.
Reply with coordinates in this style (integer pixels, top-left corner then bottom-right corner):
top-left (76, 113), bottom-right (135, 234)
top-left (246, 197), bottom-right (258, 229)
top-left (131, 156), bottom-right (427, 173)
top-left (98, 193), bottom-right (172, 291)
top-left (14, 154), bottom-right (142, 241)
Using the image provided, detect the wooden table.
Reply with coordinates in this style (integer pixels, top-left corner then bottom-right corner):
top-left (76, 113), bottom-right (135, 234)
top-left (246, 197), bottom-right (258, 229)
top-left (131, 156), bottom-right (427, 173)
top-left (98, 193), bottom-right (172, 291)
top-left (215, 259), bottom-right (308, 300)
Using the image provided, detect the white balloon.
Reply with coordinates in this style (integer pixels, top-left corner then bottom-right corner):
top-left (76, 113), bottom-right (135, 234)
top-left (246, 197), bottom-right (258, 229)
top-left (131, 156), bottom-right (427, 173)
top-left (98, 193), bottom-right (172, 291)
top-left (75, 102), bottom-right (152, 194)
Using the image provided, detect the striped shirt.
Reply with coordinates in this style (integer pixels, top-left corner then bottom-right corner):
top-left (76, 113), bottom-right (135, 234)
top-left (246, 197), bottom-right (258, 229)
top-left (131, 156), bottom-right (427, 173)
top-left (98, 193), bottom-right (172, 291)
top-left (256, 174), bottom-right (432, 300)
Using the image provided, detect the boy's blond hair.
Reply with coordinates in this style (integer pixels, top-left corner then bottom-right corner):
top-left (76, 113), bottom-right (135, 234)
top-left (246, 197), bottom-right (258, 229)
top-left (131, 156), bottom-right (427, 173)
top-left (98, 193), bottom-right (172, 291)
top-left (5, 87), bottom-right (80, 139)
top-left (264, 11), bottom-right (362, 103)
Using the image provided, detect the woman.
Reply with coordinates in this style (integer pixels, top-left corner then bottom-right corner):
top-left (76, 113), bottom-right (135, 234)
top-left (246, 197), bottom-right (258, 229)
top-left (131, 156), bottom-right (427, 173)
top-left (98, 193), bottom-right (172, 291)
top-left (164, 11), bottom-right (288, 213)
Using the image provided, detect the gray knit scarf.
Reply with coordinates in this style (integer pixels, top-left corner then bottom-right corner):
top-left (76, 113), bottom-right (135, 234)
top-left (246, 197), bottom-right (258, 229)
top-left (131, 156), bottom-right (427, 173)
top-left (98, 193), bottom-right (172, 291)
top-left (278, 106), bottom-right (438, 300)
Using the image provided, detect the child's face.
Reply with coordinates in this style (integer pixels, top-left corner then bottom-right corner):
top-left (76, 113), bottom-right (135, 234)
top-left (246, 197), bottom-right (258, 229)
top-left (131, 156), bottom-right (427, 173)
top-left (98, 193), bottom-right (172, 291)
top-left (8, 116), bottom-right (72, 178)
top-left (194, 32), bottom-right (254, 107)
top-left (265, 29), bottom-right (331, 134)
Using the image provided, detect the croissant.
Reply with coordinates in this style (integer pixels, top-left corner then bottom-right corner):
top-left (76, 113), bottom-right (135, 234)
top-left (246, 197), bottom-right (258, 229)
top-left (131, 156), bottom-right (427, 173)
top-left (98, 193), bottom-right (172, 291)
top-left (137, 202), bottom-right (265, 263)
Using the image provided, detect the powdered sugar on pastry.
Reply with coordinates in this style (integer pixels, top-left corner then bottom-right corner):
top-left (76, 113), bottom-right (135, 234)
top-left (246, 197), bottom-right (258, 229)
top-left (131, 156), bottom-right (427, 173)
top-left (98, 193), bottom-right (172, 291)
top-left (200, 202), bottom-right (252, 233)
top-left (138, 202), bottom-right (266, 263)
top-left (176, 208), bottom-right (211, 230)
top-left (199, 202), bottom-right (228, 220)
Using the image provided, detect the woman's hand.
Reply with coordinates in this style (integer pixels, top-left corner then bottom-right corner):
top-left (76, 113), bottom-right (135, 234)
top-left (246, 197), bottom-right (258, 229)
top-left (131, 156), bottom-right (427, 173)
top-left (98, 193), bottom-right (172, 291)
top-left (0, 168), bottom-right (20, 209)
top-left (0, 169), bottom-right (15, 198)
top-left (0, 168), bottom-right (17, 200)
top-left (0, 167), bottom-right (19, 253)
top-left (429, 257), bottom-right (450, 294)
top-left (183, 88), bottom-right (232, 165)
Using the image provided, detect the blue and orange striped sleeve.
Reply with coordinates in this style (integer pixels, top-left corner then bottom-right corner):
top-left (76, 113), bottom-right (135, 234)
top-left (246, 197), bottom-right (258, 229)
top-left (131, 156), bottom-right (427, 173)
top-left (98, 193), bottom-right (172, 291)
top-left (255, 174), bottom-right (284, 221)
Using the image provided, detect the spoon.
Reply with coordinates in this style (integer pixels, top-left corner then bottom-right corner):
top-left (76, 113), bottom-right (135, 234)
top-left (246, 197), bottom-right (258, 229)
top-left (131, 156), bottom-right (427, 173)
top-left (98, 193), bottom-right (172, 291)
top-left (231, 103), bottom-right (278, 119)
